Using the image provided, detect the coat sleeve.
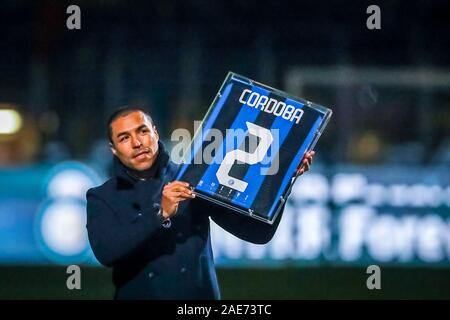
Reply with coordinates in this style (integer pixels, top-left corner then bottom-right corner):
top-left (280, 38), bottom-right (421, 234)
top-left (86, 189), bottom-right (164, 267)
top-left (201, 198), bottom-right (286, 245)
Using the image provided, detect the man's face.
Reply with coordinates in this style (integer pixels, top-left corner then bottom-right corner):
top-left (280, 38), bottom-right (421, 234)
top-left (110, 111), bottom-right (159, 171)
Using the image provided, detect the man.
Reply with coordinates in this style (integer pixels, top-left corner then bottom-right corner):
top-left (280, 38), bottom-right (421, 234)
top-left (86, 107), bottom-right (314, 299)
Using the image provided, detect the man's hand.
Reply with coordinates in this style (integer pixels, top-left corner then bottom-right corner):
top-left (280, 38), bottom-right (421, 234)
top-left (161, 181), bottom-right (195, 219)
top-left (295, 150), bottom-right (315, 177)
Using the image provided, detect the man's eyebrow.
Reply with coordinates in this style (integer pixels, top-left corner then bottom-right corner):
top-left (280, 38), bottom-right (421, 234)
top-left (136, 124), bottom-right (148, 131)
top-left (116, 131), bottom-right (129, 139)
top-left (116, 125), bottom-right (149, 138)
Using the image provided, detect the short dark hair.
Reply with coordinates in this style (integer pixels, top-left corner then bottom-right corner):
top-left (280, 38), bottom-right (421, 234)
top-left (107, 106), bottom-right (154, 143)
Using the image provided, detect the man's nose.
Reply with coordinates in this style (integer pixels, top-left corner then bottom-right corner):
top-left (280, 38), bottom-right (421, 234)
top-left (131, 136), bottom-right (142, 148)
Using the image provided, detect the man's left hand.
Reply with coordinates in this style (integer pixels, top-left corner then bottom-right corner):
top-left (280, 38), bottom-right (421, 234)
top-left (295, 150), bottom-right (315, 177)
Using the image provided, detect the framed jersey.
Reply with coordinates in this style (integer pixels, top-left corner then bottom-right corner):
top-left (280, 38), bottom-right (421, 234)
top-left (175, 72), bottom-right (332, 224)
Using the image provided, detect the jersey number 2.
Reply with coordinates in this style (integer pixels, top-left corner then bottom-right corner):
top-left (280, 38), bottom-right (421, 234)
top-left (216, 122), bottom-right (273, 192)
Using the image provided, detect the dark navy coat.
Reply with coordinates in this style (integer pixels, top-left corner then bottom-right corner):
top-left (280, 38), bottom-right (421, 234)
top-left (86, 142), bottom-right (284, 299)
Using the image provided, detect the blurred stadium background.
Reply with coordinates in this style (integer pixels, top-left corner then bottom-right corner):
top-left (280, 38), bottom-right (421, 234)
top-left (1, 0), bottom-right (450, 299)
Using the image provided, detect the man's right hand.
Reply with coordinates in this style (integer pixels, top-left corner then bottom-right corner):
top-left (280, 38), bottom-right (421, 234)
top-left (160, 181), bottom-right (195, 219)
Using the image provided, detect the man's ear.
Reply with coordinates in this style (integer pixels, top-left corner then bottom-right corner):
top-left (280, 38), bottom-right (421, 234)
top-left (153, 125), bottom-right (159, 140)
top-left (109, 142), bottom-right (117, 156)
